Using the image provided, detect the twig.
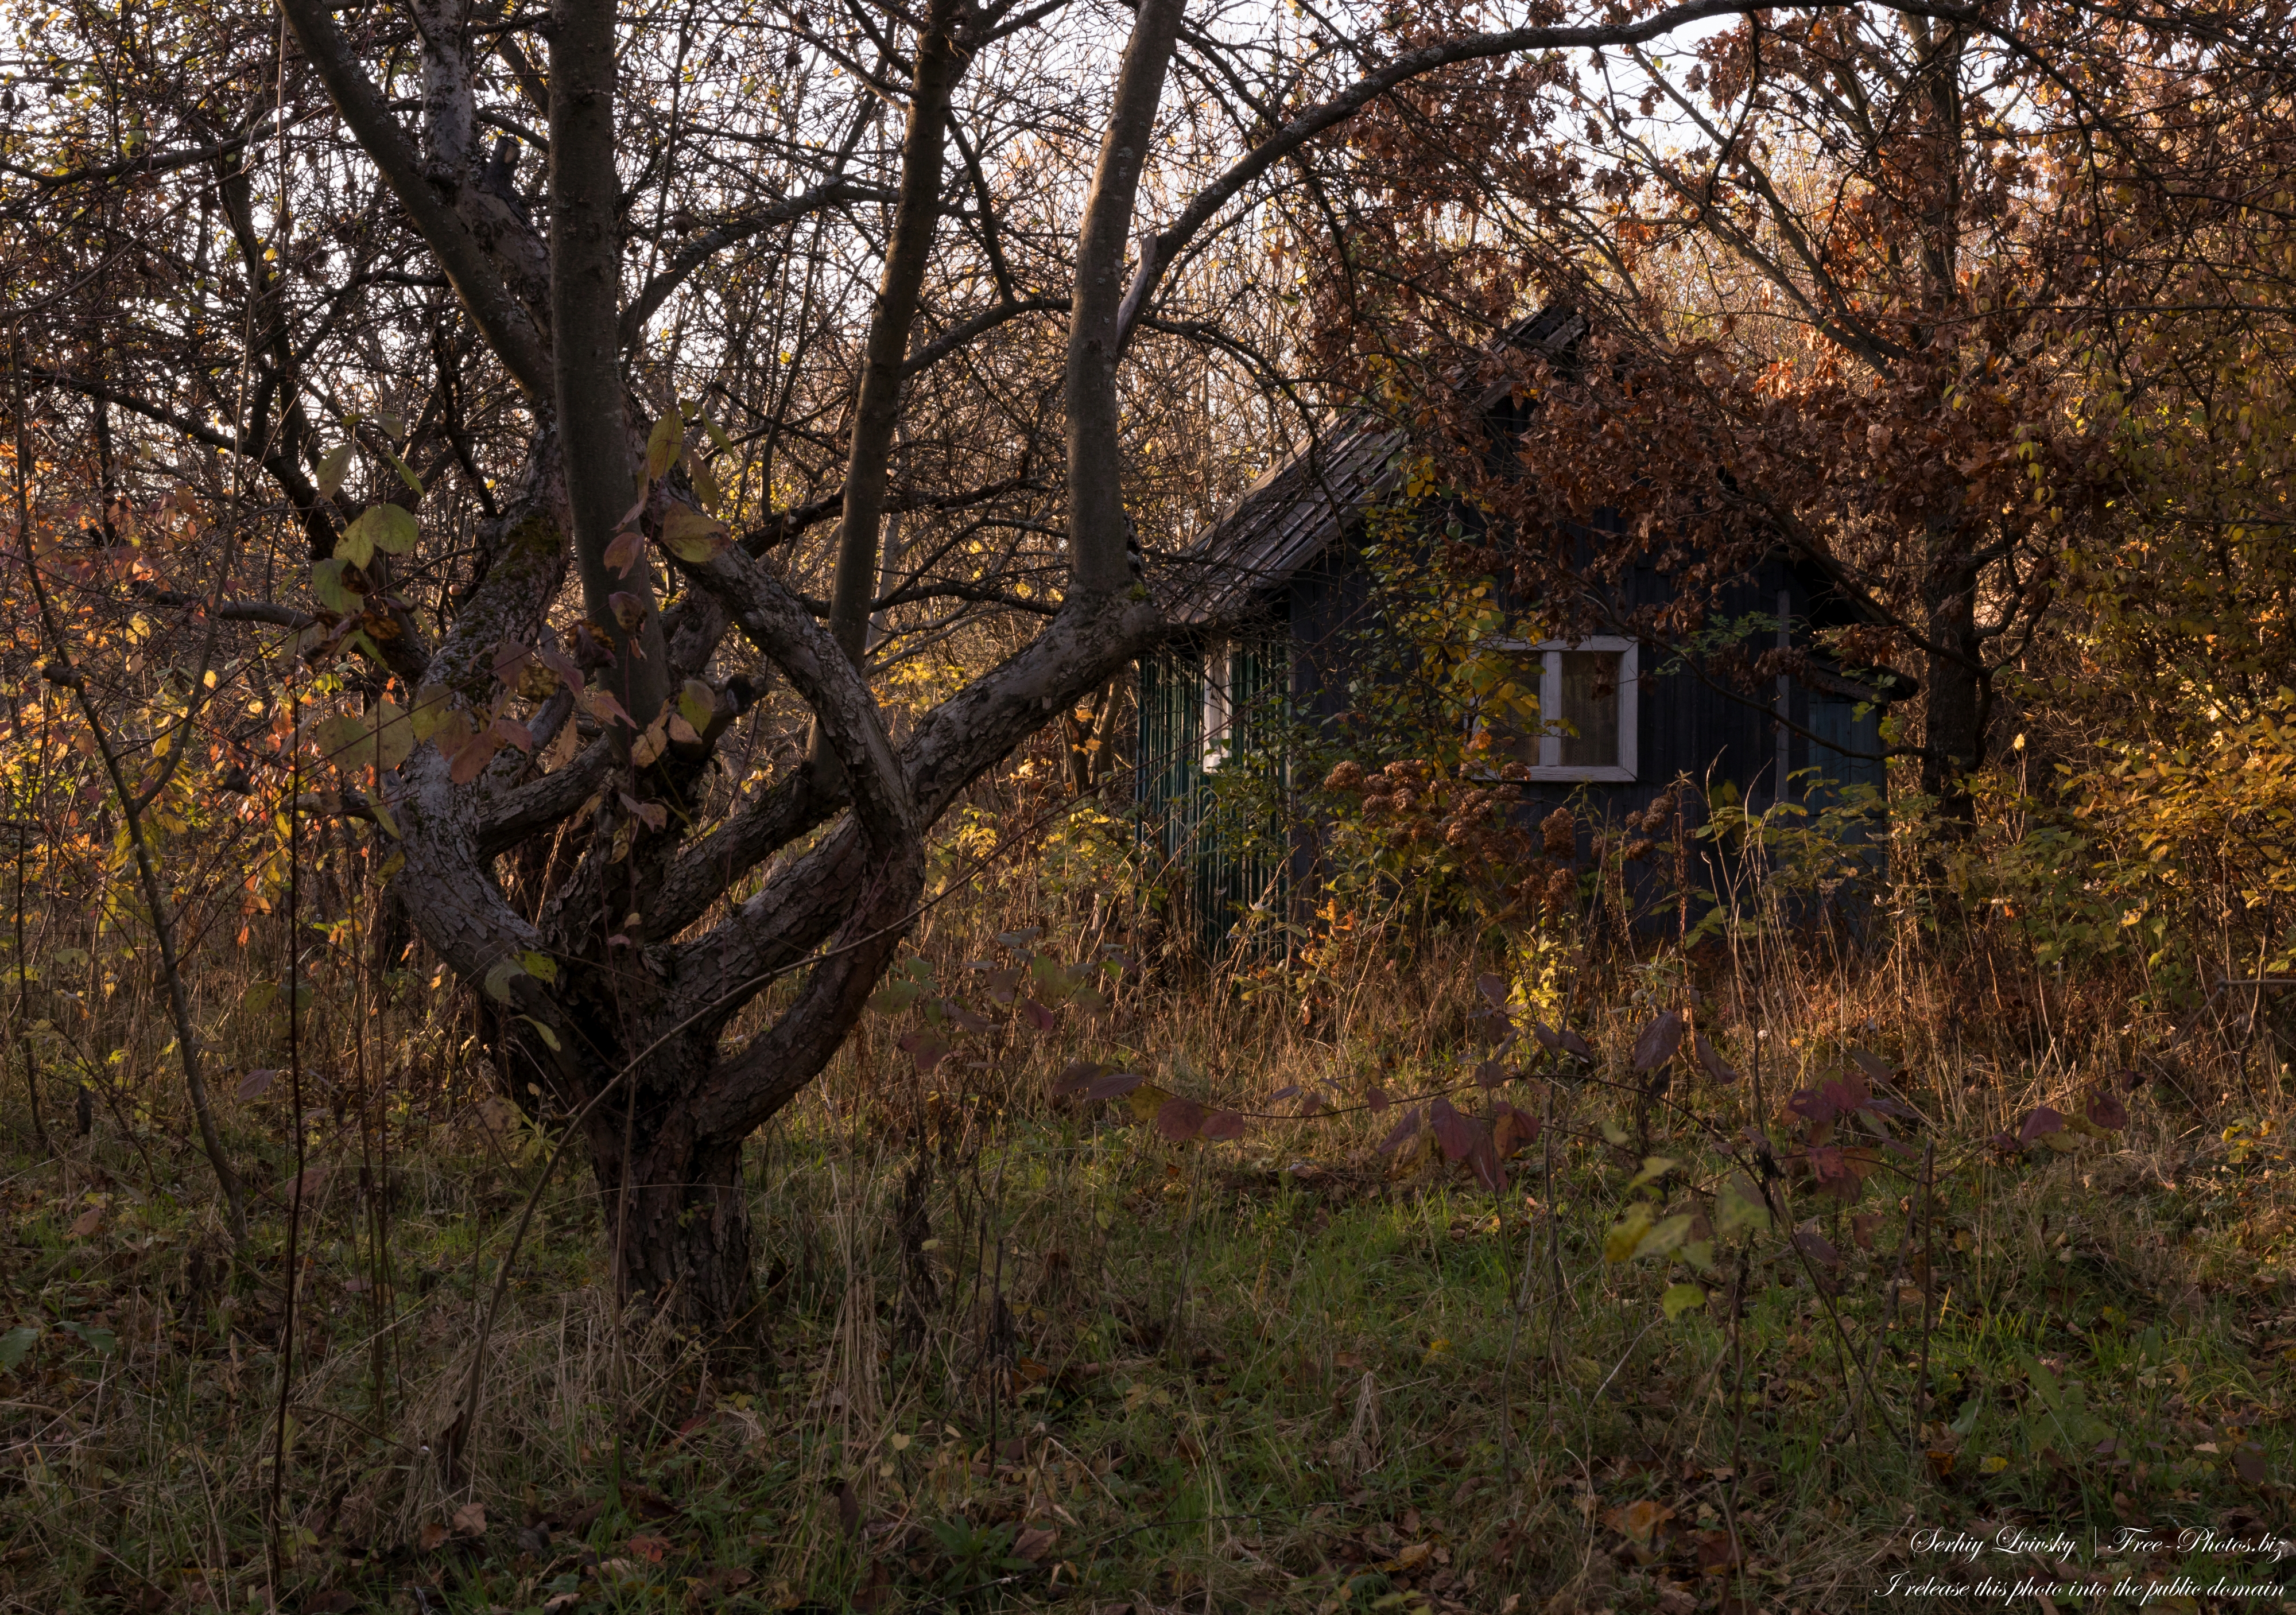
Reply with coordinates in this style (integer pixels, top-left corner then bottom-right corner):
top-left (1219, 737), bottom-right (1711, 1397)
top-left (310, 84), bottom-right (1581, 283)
top-left (10, 342), bottom-right (248, 1244)
top-left (1913, 1139), bottom-right (1936, 1466)
top-left (266, 688), bottom-right (308, 1594)
top-left (1720, 1246), bottom-right (1750, 1595)
top-left (9, 825), bottom-right (51, 1156)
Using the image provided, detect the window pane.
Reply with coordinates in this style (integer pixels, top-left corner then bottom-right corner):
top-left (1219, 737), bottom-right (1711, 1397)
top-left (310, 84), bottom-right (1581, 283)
top-left (1201, 641), bottom-right (1232, 768)
top-left (1557, 650), bottom-right (1622, 767)
top-left (1484, 653), bottom-right (1545, 770)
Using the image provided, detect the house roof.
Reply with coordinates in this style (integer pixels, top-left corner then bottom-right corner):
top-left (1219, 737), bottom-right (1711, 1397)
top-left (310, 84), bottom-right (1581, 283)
top-left (1158, 305), bottom-right (1587, 626)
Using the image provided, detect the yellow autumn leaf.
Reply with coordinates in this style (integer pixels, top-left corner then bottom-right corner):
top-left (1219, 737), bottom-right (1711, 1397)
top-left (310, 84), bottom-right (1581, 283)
top-left (1124, 1082), bottom-right (1172, 1123)
top-left (1604, 1203), bottom-right (1654, 1262)
top-left (658, 503), bottom-right (728, 562)
top-left (646, 412), bottom-right (684, 481)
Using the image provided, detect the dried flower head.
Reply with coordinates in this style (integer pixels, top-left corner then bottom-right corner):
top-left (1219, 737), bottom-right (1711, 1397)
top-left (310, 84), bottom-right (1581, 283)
top-left (1324, 760), bottom-right (1365, 791)
top-left (1541, 806), bottom-right (1576, 858)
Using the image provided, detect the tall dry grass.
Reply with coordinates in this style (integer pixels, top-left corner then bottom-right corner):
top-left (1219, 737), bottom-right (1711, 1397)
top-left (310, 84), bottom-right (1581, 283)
top-left (3, 786), bottom-right (2294, 1613)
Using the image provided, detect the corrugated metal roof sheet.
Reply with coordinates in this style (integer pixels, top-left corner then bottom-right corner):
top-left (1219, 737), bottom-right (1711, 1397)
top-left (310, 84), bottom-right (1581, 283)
top-left (1157, 305), bottom-right (1586, 626)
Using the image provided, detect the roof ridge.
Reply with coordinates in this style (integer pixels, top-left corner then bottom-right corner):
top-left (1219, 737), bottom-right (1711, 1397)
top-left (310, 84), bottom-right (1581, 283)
top-left (1153, 303), bottom-right (1581, 625)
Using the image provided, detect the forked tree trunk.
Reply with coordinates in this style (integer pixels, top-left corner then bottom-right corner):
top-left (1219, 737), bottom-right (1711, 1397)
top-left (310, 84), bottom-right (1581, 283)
top-left (1920, 511), bottom-right (1985, 829)
top-left (564, 1028), bottom-right (767, 1341)
top-left (604, 1128), bottom-right (759, 1343)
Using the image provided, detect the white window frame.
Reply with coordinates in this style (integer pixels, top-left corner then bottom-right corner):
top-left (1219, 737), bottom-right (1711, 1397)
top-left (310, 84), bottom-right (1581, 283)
top-left (1484, 636), bottom-right (1639, 783)
top-left (1201, 638), bottom-right (1233, 772)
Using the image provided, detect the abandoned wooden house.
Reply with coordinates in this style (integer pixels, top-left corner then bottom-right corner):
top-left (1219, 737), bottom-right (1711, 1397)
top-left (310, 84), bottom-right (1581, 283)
top-left (1135, 305), bottom-right (1913, 954)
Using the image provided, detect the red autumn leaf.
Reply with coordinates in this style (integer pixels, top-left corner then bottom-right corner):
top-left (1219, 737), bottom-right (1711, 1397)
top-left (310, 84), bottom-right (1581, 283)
top-left (618, 791), bottom-right (667, 831)
top-left (1693, 1032), bottom-right (1739, 1084)
top-left (1155, 1096), bottom-right (1207, 1142)
top-left (1465, 1129), bottom-right (1505, 1191)
top-left (1632, 1010), bottom-right (1686, 1072)
top-left (1848, 1046), bottom-right (1896, 1082)
top-left (1792, 1227), bottom-right (1843, 1268)
top-left (236, 1067), bottom-right (278, 1100)
top-left (2016, 1105), bottom-right (2065, 1147)
top-left (1474, 1058), bottom-right (1506, 1089)
top-left (536, 639), bottom-right (584, 694)
top-left (1429, 1097), bottom-right (1478, 1163)
top-left (1050, 1061), bottom-right (1103, 1096)
top-left (1851, 1212), bottom-right (1881, 1251)
top-left (1200, 1109), bottom-right (1248, 1142)
top-left (2087, 1092), bottom-right (2127, 1131)
top-left (1268, 1084), bottom-right (1301, 1102)
top-left (1533, 1020), bottom-right (1593, 1061)
top-left (1491, 1101), bottom-right (1541, 1159)
top-left (897, 1031), bottom-right (953, 1074)
top-left (1013, 1525), bottom-right (1058, 1562)
top-left (983, 965), bottom-right (1023, 1006)
top-left (627, 1534), bottom-right (669, 1563)
top-left (1018, 996), bottom-right (1057, 1032)
top-left (1476, 972), bottom-right (1510, 1009)
top-left (1376, 1106), bottom-right (1424, 1154)
top-left (940, 999), bottom-right (992, 1034)
top-left (2234, 1447), bottom-right (2269, 1486)
top-left (1366, 1084), bottom-right (1390, 1113)
top-left (603, 527), bottom-right (646, 577)
top-left (1084, 1070), bottom-right (1145, 1102)
top-left (1786, 1086), bottom-right (1839, 1125)
top-left (584, 686), bottom-right (633, 729)
top-left (448, 728), bottom-right (505, 784)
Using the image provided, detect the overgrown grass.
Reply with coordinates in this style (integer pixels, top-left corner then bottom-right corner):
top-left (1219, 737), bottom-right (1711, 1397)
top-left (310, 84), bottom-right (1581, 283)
top-left (6, 871), bottom-right (2296, 1614)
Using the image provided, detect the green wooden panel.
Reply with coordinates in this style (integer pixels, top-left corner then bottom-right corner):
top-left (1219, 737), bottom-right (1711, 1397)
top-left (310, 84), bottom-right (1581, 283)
top-left (1134, 631), bottom-right (1289, 959)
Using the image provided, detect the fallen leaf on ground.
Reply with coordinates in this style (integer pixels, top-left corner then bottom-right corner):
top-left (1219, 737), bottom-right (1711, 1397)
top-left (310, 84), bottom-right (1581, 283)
top-left (1603, 1499), bottom-right (1674, 1546)
top-left (619, 1481), bottom-right (678, 1521)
